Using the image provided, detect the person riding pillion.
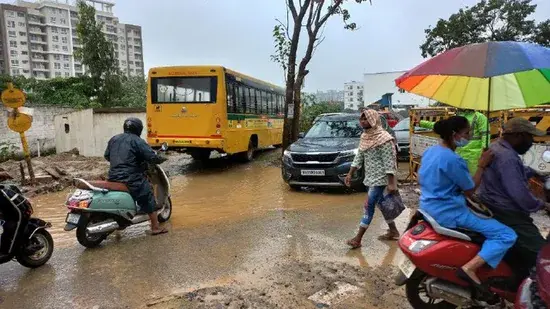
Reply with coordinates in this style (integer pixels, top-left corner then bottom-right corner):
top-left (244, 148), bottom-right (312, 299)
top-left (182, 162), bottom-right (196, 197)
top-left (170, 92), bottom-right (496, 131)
top-left (414, 109), bottom-right (489, 175)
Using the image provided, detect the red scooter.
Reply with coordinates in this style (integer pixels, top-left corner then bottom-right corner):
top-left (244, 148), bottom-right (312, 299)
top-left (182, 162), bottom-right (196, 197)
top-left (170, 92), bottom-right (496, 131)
top-left (395, 209), bottom-right (521, 308)
top-left (515, 231), bottom-right (549, 309)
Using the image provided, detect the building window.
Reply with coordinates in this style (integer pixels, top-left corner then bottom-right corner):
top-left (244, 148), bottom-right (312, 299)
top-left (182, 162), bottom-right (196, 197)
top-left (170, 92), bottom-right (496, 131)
top-left (8, 31), bottom-right (16, 38)
top-left (54, 63), bottom-right (61, 69)
top-left (60, 18), bottom-right (66, 25)
top-left (17, 12), bottom-right (25, 18)
top-left (52, 27), bottom-right (58, 33)
top-left (11, 60), bottom-right (19, 66)
top-left (20, 41), bottom-right (27, 46)
top-left (55, 72), bottom-right (61, 77)
top-left (22, 60), bottom-right (29, 64)
top-left (12, 69), bottom-right (20, 75)
top-left (9, 41), bottom-right (17, 48)
top-left (19, 31), bottom-right (26, 36)
top-left (50, 17), bottom-right (56, 23)
top-left (62, 46), bottom-right (68, 52)
top-left (54, 54), bottom-right (61, 60)
top-left (21, 51), bottom-right (28, 55)
top-left (53, 35), bottom-right (59, 42)
top-left (65, 72), bottom-right (70, 77)
top-left (64, 63), bottom-right (69, 69)
top-left (63, 55), bottom-right (70, 61)
top-left (18, 22), bottom-right (25, 27)
top-left (7, 11), bottom-right (15, 17)
top-left (53, 44), bottom-right (60, 51)
top-left (10, 50), bottom-right (18, 57)
top-left (62, 37), bottom-right (67, 44)
top-left (7, 21), bottom-right (15, 28)
top-left (61, 28), bottom-right (68, 35)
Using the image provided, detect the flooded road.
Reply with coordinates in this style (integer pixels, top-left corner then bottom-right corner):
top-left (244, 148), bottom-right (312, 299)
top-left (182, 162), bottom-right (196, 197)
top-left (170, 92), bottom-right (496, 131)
top-left (0, 151), bottom-right (415, 309)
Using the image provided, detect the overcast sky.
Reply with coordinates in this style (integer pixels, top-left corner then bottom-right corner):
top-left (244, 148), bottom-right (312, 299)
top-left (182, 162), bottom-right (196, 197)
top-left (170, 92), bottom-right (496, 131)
top-left (4, 0), bottom-right (550, 91)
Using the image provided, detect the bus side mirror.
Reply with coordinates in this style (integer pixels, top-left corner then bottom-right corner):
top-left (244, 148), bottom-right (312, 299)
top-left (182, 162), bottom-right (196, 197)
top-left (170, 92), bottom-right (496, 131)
top-left (298, 132), bottom-right (305, 138)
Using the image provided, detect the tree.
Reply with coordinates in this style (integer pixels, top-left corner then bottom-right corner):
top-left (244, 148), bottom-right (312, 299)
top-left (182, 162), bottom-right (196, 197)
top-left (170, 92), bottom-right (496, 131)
top-left (74, 0), bottom-right (121, 106)
top-left (420, 0), bottom-right (550, 58)
top-left (271, 0), bottom-right (371, 150)
top-left (117, 76), bottom-right (147, 107)
top-left (300, 101), bottom-right (344, 132)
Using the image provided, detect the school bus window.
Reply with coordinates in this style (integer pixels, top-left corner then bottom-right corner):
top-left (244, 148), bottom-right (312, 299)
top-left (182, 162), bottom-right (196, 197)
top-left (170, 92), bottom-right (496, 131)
top-left (151, 76), bottom-right (217, 104)
top-left (226, 82), bottom-right (236, 113)
top-left (262, 91), bottom-right (269, 114)
top-left (250, 88), bottom-right (258, 114)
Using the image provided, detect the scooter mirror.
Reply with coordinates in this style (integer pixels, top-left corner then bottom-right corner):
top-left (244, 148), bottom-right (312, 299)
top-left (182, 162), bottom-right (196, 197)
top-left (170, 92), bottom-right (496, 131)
top-left (543, 150), bottom-right (550, 163)
top-left (160, 143), bottom-right (168, 152)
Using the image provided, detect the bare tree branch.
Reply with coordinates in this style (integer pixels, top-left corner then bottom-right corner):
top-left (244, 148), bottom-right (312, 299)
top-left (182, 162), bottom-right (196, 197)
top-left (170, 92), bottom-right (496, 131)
top-left (288, 0), bottom-right (298, 19)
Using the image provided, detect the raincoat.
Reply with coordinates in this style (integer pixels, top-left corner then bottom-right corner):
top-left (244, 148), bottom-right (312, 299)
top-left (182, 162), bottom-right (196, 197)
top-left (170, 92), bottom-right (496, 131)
top-left (104, 133), bottom-right (166, 213)
top-left (419, 110), bottom-right (489, 175)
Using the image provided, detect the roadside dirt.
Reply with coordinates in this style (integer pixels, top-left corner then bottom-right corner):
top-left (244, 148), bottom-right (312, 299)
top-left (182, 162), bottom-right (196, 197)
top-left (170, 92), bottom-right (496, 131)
top-left (145, 260), bottom-right (410, 309)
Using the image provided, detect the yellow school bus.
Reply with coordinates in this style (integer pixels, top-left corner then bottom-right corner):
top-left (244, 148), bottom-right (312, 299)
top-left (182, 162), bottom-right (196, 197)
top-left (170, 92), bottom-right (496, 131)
top-left (146, 66), bottom-right (285, 161)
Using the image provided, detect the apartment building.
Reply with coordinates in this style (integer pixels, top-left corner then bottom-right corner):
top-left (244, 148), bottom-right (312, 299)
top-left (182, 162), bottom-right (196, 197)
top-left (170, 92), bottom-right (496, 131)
top-left (0, 0), bottom-right (144, 79)
top-left (343, 81), bottom-right (363, 110)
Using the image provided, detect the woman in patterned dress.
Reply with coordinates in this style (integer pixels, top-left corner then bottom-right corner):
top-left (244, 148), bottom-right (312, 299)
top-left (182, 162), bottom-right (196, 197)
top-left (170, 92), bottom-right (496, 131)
top-left (345, 109), bottom-right (399, 249)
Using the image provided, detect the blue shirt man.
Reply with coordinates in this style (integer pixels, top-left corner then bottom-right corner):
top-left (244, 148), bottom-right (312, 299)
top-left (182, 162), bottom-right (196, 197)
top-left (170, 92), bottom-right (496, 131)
top-left (478, 117), bottom-right (549, 273)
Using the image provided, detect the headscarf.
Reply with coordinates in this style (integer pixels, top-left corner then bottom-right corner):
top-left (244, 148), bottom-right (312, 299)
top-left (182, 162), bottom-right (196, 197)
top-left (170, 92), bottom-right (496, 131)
top-left (359, 109), bottom-right (395, 151)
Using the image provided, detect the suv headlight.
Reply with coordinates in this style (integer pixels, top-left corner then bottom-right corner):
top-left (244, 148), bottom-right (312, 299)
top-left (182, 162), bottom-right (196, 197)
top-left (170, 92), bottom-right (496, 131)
top-left (339, 148), bottom-right (358, 157)
top-left (283, 150), bottom-right (291, 158)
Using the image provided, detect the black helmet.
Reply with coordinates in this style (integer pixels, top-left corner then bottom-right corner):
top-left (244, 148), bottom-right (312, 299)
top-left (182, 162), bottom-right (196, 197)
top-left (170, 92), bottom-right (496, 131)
top-left (123, 117), bottom-right (143, 136)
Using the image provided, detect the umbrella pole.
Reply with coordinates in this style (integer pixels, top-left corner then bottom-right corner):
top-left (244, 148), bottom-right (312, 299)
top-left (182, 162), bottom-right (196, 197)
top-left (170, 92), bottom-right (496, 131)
top-left (486, 78), bottom-right (492, 149)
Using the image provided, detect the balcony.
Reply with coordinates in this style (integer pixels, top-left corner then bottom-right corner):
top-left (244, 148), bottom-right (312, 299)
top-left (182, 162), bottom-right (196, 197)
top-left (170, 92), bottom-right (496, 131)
top-left (29, 28), bottom-right (46, 35)
top-left (30, 46), bottom-right (47, 53)
top-left (30, 39), bottom-right (47, 45)
top-left (28, 18), bottom-right (44, 26)
top-left (32, 57), bottom-right (48, 63)
top-left (32, 66), bottom-right (49, 72)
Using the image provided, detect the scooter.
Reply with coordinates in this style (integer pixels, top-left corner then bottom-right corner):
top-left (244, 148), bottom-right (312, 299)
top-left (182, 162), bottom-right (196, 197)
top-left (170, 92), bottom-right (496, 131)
top-left (515, 230), bottom-right (549, 309)
top-left (0, 180), bottom-right (54, 268)
top-left (63, 145), bottom-right (172, 248)
top-left (395, 207), bottom-right (520, 308)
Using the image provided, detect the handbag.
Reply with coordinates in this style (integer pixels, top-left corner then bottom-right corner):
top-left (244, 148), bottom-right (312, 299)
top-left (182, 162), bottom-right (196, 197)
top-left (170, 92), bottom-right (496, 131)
top-left (378, 190), bottom-right (406, 222)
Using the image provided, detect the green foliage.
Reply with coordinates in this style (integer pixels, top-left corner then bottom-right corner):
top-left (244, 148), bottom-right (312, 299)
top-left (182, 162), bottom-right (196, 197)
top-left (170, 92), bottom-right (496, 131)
top-left (421, 0), bottom-right (550, 58)
top-left (300, 101), bottom-right (344, 132)
top-left (0, 74), bottom-right (146, 108)
top-left (0, 141), bottom-right (17, 162)
top-left (118, 76), bottom-right (147, 107)
top-left (74, 0), bottom-right (121, 107)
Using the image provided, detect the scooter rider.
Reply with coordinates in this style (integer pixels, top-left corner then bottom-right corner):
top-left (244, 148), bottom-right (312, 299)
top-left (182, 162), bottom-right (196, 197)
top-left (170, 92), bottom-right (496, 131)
top-left (477, 117), bottom-right (550, 276)
top-left (104, 117), bottom-right (168, 235)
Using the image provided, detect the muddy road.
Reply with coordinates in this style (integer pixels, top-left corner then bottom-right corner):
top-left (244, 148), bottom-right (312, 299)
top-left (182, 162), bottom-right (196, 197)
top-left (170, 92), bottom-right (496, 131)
top-left (0, 150), bottom-right (547, 309)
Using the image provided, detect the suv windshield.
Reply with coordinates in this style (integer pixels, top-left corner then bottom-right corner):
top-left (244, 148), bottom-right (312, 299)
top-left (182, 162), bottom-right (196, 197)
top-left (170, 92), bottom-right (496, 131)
top-left (305, 119), bottom-right (362, 138)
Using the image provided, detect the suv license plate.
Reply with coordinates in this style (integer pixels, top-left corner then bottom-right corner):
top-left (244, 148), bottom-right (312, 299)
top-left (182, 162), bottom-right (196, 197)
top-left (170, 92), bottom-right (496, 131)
top-left (66, 213), bottom-right (81, 225)
top-left (301, 170), bottom-right (325, 176)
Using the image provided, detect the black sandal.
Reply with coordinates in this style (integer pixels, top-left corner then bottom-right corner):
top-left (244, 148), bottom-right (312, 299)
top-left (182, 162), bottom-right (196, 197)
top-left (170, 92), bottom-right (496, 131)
top-left (456, 268), bottom-right (494, 300)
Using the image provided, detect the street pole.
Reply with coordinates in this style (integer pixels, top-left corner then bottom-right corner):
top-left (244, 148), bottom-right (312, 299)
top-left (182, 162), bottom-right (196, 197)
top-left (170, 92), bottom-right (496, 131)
top-left (19, 132), bottom-right (35, 183)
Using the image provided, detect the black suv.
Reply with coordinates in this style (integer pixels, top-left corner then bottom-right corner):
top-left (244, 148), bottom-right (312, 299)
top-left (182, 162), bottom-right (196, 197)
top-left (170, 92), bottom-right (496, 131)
top-left (282, 113), bottom-right (396, 190)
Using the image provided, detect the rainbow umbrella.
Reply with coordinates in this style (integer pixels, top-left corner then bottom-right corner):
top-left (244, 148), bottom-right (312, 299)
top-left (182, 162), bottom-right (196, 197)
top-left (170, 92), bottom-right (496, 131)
top-left (395, 41), bottom-right (550, 111)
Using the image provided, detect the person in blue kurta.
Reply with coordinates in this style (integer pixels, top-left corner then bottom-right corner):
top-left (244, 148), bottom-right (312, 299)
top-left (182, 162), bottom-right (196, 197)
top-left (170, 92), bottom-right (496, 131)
top-left (419, 116), bottom-right (517, 297)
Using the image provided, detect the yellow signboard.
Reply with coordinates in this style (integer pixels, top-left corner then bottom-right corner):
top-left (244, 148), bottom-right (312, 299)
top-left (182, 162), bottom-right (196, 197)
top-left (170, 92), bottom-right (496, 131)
top-left (7, 112), bottom-right (32, 133)
top-left (1, 83), bottom-right (26, 108)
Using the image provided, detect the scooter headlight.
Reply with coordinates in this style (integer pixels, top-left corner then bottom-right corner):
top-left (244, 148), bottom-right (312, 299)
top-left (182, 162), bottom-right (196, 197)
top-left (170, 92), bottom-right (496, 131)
top-left (408, 240), bottom-right (437, 253)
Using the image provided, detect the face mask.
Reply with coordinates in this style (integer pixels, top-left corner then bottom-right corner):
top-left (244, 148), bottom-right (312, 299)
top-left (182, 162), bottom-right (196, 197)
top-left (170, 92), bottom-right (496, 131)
top-left (454, 138), bottom-right (469, 147)
top-left (514, 140), bottom-right (533, 155)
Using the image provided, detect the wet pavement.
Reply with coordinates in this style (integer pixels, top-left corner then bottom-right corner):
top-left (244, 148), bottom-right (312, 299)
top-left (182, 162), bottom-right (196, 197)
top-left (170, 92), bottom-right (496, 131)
top-left (1, 150), bottom-right (547, 309)
top-left (0, 150), bottom-right (416, 308)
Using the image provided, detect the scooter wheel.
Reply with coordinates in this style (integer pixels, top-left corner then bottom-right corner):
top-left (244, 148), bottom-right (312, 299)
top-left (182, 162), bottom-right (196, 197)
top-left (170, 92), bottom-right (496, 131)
top-left (76, 216), bottom-right (107, 248)
top-left (405, 273), bottom-right (457, 309)
top-left (158, 197), bottom-right (172, 223)
top-left (16, 229), bottom-right (54, 268)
